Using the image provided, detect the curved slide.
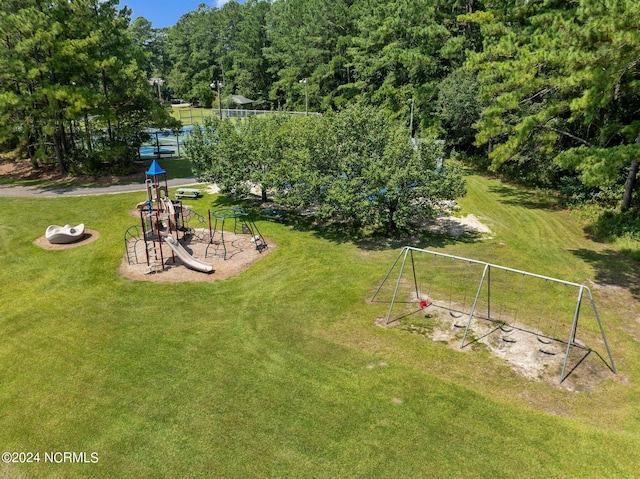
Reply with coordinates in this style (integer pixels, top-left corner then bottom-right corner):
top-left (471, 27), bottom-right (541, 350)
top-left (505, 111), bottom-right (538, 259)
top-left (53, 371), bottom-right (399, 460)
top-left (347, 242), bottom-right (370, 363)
top-left (164, 235), bottom-right (214, 273)
top-left (161, 197), bottom-right (177, 230)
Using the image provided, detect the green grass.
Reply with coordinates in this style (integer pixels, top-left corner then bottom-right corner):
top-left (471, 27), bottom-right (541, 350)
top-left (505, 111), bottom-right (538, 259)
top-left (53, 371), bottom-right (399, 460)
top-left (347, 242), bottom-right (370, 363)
top-left (1, 172), bottom-right (639, 478)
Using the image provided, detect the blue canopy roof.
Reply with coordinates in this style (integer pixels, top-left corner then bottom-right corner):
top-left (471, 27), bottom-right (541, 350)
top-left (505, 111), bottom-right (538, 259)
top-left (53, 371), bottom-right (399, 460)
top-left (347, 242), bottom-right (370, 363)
top-left (146, 160), bottom-right (166, 176)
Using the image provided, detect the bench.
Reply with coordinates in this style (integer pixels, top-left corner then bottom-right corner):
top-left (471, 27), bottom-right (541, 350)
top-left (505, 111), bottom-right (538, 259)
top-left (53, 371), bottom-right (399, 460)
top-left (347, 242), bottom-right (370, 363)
top-left (175, 188), bottom-right (202, 199)
top-left (261, 208), bottom-right (286, 222)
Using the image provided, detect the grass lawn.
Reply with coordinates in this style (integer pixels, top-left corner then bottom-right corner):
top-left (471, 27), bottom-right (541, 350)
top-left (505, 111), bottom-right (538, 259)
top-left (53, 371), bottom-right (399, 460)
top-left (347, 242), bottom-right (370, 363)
top-left (0, 172), bottom-right (639, 478)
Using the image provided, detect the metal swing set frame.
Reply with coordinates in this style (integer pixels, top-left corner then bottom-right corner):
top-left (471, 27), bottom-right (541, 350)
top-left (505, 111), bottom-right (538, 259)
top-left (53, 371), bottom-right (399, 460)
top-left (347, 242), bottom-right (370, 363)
top-left (371, 246), bottom-right (617, 383)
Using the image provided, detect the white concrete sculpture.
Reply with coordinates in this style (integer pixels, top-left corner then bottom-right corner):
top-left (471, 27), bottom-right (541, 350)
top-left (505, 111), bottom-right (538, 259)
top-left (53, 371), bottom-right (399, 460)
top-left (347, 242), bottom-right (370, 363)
top-left (45, 224), bottom-right (85, 244)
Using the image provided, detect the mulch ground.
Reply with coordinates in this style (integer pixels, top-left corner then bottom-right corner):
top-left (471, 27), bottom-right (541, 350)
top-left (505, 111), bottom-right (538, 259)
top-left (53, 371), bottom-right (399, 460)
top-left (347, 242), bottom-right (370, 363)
top-left (118, 230), bottom-right (274, 283)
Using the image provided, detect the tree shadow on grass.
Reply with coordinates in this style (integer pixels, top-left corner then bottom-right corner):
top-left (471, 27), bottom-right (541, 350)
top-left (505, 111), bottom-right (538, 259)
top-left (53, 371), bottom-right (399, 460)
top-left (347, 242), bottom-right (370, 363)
top-left (212, 194), bottom-right (489, 252)
top-left (487, 184), bottom-right (562, 211)
top-left (582, 209), bottom-right (640, 256)
top-left (210, 194), bottom-right (253, 209)
top-left (569, 248), bottom-right (640, 299)
top-left (282, 213), bottom-right (486, 252)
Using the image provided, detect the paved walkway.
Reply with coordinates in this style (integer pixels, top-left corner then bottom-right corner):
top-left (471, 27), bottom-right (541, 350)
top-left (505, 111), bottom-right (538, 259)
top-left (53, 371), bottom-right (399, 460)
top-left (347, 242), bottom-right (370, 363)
top-left (0, 178), bottom-right (201, 197)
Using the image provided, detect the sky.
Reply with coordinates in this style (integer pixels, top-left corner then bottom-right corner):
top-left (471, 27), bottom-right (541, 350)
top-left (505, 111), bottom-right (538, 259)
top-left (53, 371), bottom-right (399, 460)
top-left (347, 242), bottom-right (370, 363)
top-left (122, 0), bottom-right (247, 29)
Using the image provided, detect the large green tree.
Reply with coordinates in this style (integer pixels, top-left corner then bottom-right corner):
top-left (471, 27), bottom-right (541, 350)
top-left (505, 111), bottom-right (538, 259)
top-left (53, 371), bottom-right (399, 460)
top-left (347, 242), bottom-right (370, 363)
top-left (185, 107), bottom-right (466, 232)
top-left (167, 5), bottom-right (220, 107)
top-left (220, 0), bottom-right (273, 106)
top-left (128, 17), bottom-right (172, 93)
top-left (263, 0), bottom-right (357, 111)
top-left (436, 67), bottom-right (481, 151)
top-left (347, 0), bottom-right (481, 127)
top-left (185, 113), bottom-right (296, 202)
top-left (167, 1), bottom-right (272, 108)
top-left (281, 105), bottom-right (467, 231)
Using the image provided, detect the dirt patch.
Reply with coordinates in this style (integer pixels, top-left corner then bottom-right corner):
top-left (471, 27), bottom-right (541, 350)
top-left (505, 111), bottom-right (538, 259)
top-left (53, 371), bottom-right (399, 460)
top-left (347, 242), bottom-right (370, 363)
top-left (377, 304), bottom-right (616, 389)
top-left (0, 157), bottom-right (45, 180)
top-left (119, 229), bottom-right (274, 283)
top-left (33, 229), bottom-right (101, 250)
top-left (424, 213), bottom-right (492, 237)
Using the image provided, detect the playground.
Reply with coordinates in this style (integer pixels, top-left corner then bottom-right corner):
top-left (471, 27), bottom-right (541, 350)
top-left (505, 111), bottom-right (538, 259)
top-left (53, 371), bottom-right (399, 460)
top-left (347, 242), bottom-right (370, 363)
top-left (118, 231), bottom-right (273, 282)
top-left (119, 160), bottom-right (271, 282)
top-left (1, 159), bottom-right (639, 477)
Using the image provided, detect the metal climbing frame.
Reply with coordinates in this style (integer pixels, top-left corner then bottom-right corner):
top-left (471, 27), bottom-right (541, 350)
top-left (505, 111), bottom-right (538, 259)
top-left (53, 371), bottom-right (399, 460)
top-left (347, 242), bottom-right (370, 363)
top-left (124, 225), bottom-right (144, 265)
top-left (371, 246), bottom-right (617, 383)
top-left (205, 207), bottom-right (267, 260)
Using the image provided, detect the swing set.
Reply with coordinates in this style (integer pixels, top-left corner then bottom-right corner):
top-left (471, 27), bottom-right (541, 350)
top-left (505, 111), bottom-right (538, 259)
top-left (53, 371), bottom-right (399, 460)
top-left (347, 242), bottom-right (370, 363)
top-left (371, 246), bottom-right (617, 383)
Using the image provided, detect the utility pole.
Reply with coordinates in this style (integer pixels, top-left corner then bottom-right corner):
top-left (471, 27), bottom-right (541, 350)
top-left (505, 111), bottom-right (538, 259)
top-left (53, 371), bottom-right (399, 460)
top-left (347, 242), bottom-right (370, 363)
top-left (408, 98), bottom-right (415, 138)
top-left (299, 78), bottom-right (308, 116)
top-left (210, 80), bottom-right (223, 119)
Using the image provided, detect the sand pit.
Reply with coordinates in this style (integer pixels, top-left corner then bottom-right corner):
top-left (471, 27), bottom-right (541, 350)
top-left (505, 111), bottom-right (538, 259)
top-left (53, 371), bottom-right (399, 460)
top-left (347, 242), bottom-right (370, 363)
top-left (118, 229), bottom-right (274, 283)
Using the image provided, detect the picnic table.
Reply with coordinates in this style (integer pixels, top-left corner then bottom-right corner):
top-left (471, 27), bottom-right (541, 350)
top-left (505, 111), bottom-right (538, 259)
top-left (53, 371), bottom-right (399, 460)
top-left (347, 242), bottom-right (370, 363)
top-left (175, 188), bottom-right (202, 199)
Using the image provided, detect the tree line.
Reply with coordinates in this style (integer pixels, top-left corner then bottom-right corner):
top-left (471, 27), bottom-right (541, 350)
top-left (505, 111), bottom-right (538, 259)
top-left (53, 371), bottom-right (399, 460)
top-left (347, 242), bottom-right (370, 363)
top-left (0, 0), bottom-right (179, 176)
top-left (146, 0), bottom-right (638, 212)
top-left (1, 0), bottom-right (638, 214)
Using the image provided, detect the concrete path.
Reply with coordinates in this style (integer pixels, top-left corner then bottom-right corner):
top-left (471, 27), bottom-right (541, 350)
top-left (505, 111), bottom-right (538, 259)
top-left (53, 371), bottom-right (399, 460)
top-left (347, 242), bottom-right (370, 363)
top-left (0, 178), bottom-right (201, 197)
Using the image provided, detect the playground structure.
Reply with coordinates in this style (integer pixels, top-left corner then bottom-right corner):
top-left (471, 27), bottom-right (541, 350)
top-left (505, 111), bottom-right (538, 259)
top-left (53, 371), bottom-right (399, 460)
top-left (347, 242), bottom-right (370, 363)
top-left (123, 160), bottom-right (211, 273)
top-left (123, 160), bottom-right (267, 273)
top-left (45, 223), bottom-right (85, 244)
top-left (372, 246), bottom-right (617, 383)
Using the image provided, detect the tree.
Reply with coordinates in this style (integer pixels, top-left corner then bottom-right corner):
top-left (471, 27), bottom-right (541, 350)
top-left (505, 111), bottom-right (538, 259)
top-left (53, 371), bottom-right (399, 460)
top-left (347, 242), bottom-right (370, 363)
top-left (222, 0), bottom-right (273, 107)
top-left (465, 0), bottom-right (640, 208)
top-left (263, 0), bottom-right (357, 111)
top-left (167, 5), bottom-right (220, 107)
top-left (347, 0), bottom-right (481, 130)
top-left (436, 68), bottom-right (480, 151)
top-left (288, 105), bottom-right (466, 231)
top-left (166, 1), bottom-right (273, 109)
top-left (0, 0), bottom-right (178, 175)
top-left (185, 107), bottom-right (466, 233)
top-left (185, 113), bottom-right (304, 203)
top-left (184, 116), bottom-right (249, 193)
top-left (128, 17), bottom-right (172, 93)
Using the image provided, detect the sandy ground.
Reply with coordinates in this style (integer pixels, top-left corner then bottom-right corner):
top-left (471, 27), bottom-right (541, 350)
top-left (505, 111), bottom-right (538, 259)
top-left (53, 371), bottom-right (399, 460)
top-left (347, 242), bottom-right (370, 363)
top-left (375, 301), bottom-right (615, 389)
top-left (425, 213), bottom-right (492, 237)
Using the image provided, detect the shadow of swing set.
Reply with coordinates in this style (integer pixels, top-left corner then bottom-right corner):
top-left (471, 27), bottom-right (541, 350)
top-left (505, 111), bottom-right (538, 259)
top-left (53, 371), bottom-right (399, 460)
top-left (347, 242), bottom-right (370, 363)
top-left (371, 246), bottom-right (617, 383)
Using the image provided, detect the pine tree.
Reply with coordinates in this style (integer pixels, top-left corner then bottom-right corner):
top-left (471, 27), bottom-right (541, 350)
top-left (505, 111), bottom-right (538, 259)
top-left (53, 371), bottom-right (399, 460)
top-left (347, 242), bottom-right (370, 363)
top-left (465, 0), bottom-right (640, 208)
top-left (0, 0), bottom-right (178, 174)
